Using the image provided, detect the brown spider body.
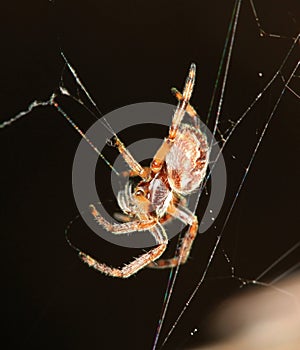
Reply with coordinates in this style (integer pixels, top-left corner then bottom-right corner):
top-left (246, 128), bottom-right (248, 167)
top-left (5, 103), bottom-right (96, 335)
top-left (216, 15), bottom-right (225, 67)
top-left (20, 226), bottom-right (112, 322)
top-left (79, 63), bottom-right (210, 278)
top-left (165, 123), bottom-right (208, 194)
top-left (117, 124), bottom-right (208, 221)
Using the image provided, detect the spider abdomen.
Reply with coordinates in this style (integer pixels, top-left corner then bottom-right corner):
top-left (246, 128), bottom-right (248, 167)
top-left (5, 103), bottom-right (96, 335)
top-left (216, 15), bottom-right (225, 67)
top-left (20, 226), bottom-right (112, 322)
top-left (166, 124), bottom-right (209, 195)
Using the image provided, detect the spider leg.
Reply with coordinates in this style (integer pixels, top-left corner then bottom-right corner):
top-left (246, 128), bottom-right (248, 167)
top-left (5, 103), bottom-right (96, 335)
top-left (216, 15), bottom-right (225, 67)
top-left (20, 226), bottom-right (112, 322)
top-left (111, 136), bottom-right (149, 179)
top-left (113, 212), bottom-right (132, 223)
top-left (79, 222), bottom-right (168, 278)
top-left (169, 63), bottom-right (196, 140)
top-left (171, 88), bottom-right (198, 118)
top-left (151, 63), bottom-right (196, 174)
top-left (120, 167), bottom-right (151, 179)
top-left (148, 204), bottom-right (198, 269)
top-left (90, 204), bottom-right (155, 233)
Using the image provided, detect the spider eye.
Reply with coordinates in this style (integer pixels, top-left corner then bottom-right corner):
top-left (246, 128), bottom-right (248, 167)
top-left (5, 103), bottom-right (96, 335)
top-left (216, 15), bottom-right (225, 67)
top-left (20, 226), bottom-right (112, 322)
top-left (135, 189), bottom-right (144, 196)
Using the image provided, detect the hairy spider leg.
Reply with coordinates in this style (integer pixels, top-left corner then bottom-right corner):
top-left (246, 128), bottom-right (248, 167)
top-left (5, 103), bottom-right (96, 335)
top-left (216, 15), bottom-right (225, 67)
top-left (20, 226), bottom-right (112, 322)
top-left (79, 205), bottom-right (168, 277)
top-left (171, 88), bottom-right (197, 119)
top-left (113, 212), bottom-right (132, 223)
top-left (148, 204), bottom-right (198, 268)
top-left (89, 204), bottom-right (155, 233)
top-left (112, 136), bottom-right (149, 179)
top-left (119, 167), bottom-right (151, 179)
top-left (151, 63), bottom-right (196, 174)
top-left (169, 63), bottom-right (197, 139)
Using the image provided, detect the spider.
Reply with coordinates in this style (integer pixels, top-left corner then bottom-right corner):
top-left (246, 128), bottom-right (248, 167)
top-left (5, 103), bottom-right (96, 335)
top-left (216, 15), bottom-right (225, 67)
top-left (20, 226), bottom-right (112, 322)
top-left (79, 63), bottom-right (209, 278)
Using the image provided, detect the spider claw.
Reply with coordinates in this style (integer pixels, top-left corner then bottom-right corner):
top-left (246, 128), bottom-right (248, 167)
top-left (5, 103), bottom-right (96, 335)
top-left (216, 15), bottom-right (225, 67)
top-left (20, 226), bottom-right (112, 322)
top-left (171, 87), bottom-right (179, 95)
top-left (190, 62), bottom-right (196, 71)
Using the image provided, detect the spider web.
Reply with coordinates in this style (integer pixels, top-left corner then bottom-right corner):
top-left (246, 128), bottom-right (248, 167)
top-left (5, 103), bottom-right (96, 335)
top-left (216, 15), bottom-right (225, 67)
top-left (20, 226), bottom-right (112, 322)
top-left (0, 0), bottom-right (299, 349)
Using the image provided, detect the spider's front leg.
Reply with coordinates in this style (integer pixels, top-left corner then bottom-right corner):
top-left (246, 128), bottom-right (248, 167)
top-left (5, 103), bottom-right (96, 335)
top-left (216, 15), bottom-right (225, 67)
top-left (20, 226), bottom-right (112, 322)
top-left (147, 205), bottom-right (198, 269)
top-left (111, 136), bottom-right (149, 179)
top-left (90, 204), bottom-right (155, 233)
top-left (78, 205), bottom-right (168, 278)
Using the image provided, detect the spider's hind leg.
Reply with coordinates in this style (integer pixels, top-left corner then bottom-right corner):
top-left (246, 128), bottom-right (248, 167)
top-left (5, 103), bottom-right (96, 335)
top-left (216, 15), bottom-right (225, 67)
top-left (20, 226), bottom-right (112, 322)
top-left (171, 88), bottom-right (198, 119)
top-left (151, 63), bottom-right (197, 174)
top-left (148, 205), bottom-right (198, 269)
top-left (169, 63), bottom-right (196, 140)
top-left (171, 88), bottom-right (202, 128)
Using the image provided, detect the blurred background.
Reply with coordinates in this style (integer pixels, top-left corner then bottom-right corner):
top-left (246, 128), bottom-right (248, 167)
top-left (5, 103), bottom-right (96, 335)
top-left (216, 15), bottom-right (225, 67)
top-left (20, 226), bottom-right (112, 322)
top-left (0, 1), bottom-right (299, 349)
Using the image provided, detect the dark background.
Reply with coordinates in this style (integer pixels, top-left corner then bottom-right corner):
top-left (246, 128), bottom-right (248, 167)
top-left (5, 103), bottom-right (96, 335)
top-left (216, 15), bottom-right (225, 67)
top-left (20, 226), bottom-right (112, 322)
top-left (0, 1), bottom-right (299, 349)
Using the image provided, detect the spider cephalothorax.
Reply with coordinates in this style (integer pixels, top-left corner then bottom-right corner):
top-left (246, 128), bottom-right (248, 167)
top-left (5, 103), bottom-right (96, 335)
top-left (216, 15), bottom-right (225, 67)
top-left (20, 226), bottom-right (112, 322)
top-left (80, 64), bottom-right (209, 277)
top-left (117, 167), bottom-right (173, 219)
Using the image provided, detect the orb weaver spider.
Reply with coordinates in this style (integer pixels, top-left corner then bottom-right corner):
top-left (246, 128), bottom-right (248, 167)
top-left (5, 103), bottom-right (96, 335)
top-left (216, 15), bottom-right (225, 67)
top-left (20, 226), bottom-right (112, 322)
top-left (79, 63), bottom-right (209, 278)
